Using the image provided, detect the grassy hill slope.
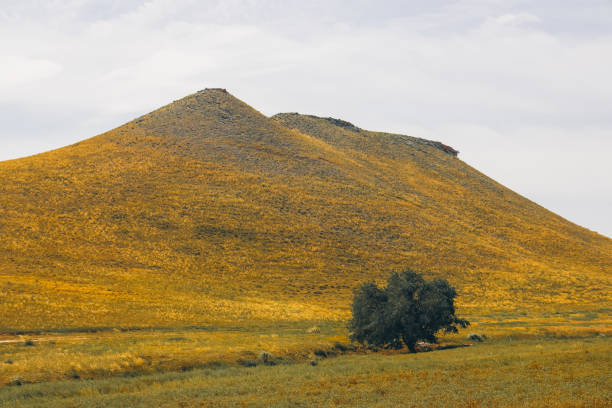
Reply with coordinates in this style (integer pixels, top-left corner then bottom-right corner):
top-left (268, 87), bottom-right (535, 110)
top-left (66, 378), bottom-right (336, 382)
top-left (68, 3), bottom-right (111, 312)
top-left (0, 89), bottom-right (610, 331)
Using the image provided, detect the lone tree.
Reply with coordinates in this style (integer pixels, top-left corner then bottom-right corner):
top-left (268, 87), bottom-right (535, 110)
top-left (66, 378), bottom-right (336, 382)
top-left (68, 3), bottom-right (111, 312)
top-left (349, 269), bottom-right (469, 352)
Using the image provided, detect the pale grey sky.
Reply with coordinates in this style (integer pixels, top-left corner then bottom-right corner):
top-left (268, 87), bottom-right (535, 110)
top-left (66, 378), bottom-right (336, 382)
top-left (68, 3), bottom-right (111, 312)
top-left (1, 0), bottom-right (611, 237)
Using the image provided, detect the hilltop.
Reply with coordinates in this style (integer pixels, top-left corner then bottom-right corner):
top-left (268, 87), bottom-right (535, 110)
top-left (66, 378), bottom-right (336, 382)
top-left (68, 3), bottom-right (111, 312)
top-left (0, 89), bottom-right (610, 331)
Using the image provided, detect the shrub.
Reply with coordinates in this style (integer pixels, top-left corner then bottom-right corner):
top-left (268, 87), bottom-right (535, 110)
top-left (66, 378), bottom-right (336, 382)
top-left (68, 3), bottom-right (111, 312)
top-left (9, 376), bottom-right (26, 386)
top-left (333, 342), bottom-right (349, 352)
top-left (349, 268), bottom-right (469, 352)
top-left (258, 351), bottom-right (275, 365)
top-left (468, 333), bottom-right (486, 342)
top-left (238, 359), bottom-right (257, 367)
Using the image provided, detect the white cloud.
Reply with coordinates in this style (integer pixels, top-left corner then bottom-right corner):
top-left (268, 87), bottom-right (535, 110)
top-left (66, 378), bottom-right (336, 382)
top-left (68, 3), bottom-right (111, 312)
top-left (493, 13), bottom-right (541, 26)
top-left (0, 56), bottom-right (62, 97)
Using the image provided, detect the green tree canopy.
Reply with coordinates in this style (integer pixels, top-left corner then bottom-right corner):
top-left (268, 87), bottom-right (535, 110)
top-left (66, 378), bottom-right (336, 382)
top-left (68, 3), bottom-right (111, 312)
top-left (349, 269), bottom-right (469, 352)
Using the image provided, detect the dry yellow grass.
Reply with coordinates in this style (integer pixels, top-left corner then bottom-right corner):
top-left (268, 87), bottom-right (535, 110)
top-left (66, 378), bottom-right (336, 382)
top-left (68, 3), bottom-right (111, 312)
top-left (1, 312), bottom-right (608, 387)
top-left (2, 334), bottom-right (610, 407)
top-left (0, 325), bottom-right (349, 385)
top-left (0, 88), bottom-right (610, 331)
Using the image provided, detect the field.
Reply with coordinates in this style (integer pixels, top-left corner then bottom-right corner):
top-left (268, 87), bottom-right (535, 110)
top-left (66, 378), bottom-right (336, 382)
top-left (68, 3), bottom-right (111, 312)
top-left (1, 332), bottom-right (609, 407)
top-left (1, 310), bottom-right (610, 406)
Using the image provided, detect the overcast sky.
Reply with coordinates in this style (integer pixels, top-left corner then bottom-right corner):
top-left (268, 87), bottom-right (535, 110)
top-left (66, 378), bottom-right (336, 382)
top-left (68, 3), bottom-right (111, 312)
top-left (1, 0), bottom-right (611, 237)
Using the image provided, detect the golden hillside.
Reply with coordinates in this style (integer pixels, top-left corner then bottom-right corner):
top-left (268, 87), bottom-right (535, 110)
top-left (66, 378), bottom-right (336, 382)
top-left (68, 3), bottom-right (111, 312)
top-left (1, 89), bottom-right (610, 331)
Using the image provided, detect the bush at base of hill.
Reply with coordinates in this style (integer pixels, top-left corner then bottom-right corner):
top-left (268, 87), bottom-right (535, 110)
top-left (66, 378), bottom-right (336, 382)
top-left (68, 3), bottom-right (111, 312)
top-left (349, 269), bottom-right (470, 352)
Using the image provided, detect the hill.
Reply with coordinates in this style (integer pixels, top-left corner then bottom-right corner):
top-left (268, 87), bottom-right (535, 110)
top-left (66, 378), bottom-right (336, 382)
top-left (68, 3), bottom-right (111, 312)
top-left (0, 88), bottom-right (610, 331)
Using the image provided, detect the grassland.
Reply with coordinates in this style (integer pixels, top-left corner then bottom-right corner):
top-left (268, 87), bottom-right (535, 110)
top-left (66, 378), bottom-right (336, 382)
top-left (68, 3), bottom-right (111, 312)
top-left (1, 310), bottom-right (609, 387)
top-left (0, 88), bottom-right (610, 331)
top-left (1, 332), bottom-right (609, 407)
top-left (0, 323), bottom-right (345, 386)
